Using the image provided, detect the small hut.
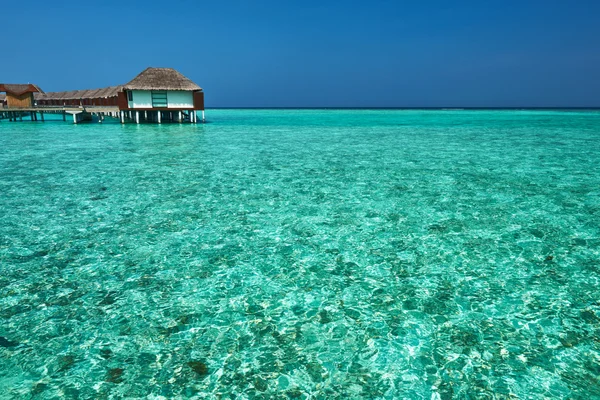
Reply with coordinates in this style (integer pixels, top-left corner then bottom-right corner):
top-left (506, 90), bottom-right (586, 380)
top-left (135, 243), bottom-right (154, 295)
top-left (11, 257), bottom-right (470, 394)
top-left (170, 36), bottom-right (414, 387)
top-left (117, 67), bottom-right (204, 123)
top-left (0, 84), bottom-right (44, 108)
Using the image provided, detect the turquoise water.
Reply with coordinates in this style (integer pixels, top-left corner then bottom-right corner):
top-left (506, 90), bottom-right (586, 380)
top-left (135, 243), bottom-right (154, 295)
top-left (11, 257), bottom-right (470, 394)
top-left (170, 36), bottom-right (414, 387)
top-left (1, 109), bottom-right (599, 399)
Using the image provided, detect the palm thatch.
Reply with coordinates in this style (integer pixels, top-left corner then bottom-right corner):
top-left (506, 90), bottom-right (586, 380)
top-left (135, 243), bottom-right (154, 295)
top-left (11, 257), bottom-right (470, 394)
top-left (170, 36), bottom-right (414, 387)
top-left (0, 83), bottom-right (44, 95)
top-left (35, 86), bottom-right (123, 100)
top-left (123, 67), bottom-right (202, 91)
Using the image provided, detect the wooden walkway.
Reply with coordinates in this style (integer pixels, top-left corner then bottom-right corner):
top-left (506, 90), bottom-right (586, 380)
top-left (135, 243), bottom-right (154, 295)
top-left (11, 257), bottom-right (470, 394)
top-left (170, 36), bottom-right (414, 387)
top-left (1, 106), bottom-right (118, 113)
top-left (1, 106), bottom-right (119, 123)
top-left (1, 106), bottom-right (203, 124)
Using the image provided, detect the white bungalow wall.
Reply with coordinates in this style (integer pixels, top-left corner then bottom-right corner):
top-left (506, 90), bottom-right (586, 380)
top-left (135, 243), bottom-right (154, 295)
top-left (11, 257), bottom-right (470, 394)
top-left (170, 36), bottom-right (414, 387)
top-left (128, 91), bottom-right (151, 108)
top-left (166, 92), bottom-right (194, 108)
top-left (128, 91), bottom-right (194, 109)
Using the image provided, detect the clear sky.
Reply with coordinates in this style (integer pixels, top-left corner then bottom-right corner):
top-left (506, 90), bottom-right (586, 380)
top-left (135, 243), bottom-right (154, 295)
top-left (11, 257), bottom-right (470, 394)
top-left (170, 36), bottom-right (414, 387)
top-left (2, 0), bottom-right (599, 107)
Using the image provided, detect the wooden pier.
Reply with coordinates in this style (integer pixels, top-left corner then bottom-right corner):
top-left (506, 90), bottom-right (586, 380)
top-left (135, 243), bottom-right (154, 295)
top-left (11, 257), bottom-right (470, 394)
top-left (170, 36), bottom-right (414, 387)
top-left (1, 106), bottom-right (204, 124)
top-left (0, 106), bottom-right (119, 124)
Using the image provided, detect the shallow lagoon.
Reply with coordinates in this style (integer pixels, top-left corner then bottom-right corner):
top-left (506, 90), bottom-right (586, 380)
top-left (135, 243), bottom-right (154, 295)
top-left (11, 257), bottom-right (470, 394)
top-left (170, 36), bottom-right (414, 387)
top-left (1, 110), bottom-right (599, 398)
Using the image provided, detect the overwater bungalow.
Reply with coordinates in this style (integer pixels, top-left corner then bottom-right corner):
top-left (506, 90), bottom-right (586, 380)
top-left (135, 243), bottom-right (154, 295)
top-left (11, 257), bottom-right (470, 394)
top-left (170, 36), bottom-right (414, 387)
top-left (117, 67), bottom-right (205, 123)
top-left (1, 67), bottom-right (205, 124)
top-left (36, 86), bottom-right (121, 107)
top-left (0, 84), bottom-right (44, 108)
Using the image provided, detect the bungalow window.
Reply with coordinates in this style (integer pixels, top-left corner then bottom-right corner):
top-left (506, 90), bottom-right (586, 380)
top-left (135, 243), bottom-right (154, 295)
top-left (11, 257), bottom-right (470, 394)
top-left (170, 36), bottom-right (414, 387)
top-left (152, 91), bottom-right (168, 108)
top-left (127, 91), bottom-right (133, 101)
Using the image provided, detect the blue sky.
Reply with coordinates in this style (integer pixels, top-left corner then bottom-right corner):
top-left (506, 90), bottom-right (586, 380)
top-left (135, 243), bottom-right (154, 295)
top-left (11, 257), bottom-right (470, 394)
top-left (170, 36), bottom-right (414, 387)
top-left (3, 0), bottom-right (599, 107)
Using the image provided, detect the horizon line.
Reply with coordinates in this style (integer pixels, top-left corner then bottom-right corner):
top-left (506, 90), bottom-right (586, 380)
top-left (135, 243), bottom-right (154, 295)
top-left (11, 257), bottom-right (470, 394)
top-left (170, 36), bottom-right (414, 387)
top-left (207, 106), bottom-right (600, 110)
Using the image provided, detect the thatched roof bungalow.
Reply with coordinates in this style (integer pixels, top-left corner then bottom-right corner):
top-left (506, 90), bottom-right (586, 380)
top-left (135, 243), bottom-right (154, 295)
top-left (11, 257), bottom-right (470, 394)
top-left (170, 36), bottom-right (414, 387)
top-left (0, 83), bottom-right (44, 108)
top-left (36, 86), bottom-right (122, 106)
top-left (2, 67), bottom-right (204, 123)
top-left (117, 67), bottom-right (204, 122)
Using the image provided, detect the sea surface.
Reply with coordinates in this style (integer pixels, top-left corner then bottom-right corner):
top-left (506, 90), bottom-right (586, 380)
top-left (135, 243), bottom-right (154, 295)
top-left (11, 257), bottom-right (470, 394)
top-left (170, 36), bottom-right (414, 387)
top-left (0, 109), bottom-right (599, 399)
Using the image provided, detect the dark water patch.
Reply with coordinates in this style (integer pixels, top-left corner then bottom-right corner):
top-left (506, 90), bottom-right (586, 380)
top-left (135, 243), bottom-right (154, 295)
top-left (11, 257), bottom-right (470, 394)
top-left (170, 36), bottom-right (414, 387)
top-left (137, 352), bottom-right (156, 365)
top-left (580, 309), bottom-right (599, 323)
top-left (559, 331), bottom-right (583, 348)
top-left (187, 360), bottom-right (209, 377)
top-left (57, 354), bottom-right (77, 372)
top-left (0, 336), bottom-right (19, 348)
top-left (253, 376), bottom-right (269, 392)
top-left (105, 368), bottom-right (124, 383)
top-left (100, 348), bottom-right (113, 359)
top-left (31, 382), bottom-right (48, 395)
top-left (90, 195), bottom-right (108, 201)
top-left (0, 303), bottom-right (33, 319)
top-left (98, 291), bottom-right (119, 306)
top-left (318, 310), bottom-right (333, 324)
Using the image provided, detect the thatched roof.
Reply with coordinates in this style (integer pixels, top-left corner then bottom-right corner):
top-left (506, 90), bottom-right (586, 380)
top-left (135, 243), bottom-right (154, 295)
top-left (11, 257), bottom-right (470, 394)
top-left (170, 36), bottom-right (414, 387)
top-left (123, 67), bottom-right (202, 91)
top-left (0, 83), bottom-right (44, 95)
top-left (35, 86), bottom-right (122, 100)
